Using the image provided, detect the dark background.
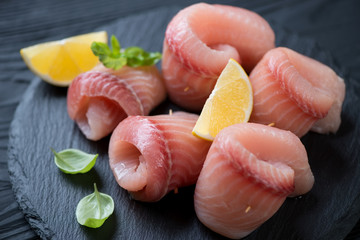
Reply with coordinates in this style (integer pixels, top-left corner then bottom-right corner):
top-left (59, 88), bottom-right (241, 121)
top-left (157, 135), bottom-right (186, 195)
top-left (1, 0), bottom-right (359, 239)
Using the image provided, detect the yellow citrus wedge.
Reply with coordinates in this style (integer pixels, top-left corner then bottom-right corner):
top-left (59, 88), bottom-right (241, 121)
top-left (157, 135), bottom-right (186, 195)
top-left (192, 58), bottom-right (253, 141)
top-left (20, 31), bottom-right (107, 86)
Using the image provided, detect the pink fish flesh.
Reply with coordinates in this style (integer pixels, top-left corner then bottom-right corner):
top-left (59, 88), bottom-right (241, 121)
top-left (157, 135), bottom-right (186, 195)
top-left (108, 112), bottom-right (211, 202)
top-left (249, 47), bottom-right (345, 137)
top-left (162, 3), bottom-right (275, 110)
top-left (194, 123), bottom-right (314, 239)
top-left (67, 64), bottom-right (166, 141)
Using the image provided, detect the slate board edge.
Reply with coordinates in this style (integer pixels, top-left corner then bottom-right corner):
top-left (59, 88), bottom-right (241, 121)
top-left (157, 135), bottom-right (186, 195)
top-left (8, 77), bottom-right (55, 240)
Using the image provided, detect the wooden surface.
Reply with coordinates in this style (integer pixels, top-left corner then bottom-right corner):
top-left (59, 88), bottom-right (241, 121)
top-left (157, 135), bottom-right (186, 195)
top-left (6, 6), bottom-right (360, 239)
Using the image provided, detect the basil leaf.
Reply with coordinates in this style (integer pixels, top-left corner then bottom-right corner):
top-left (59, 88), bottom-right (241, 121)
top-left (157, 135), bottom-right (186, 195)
top-left (76, 183), bottom-right (114, 228)
top-left (142, 51), bottom-right (162, 66)
top-left (123, 46), bottom-right (145, 57)
top-left (124, 47), bottom-right (146, 67)
top-left (51, 148), bottom-right (97, 174)
top-left (91, 42), bottom-right (111, 56)
top-left (100, 54), bottom-right (127, 70)
top-left (110, 35), bottom-right (121, 55)
top-left (91, 35), bottom-right (162, 70)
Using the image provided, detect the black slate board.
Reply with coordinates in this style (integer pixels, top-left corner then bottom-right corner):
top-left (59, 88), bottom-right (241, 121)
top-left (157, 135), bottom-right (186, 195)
top-left (7, 6), bottom-right (360, 240)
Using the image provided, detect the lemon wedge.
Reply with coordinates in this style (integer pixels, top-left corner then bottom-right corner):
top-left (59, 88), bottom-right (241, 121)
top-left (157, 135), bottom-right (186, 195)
top-left (192, 58), bottom-right (253, 141)
top-left (20, 31), bottom-right (107, 86)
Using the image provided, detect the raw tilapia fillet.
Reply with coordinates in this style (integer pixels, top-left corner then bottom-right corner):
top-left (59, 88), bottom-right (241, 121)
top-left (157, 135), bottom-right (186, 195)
top-left (67, 64), bottom-right (166, 141)
top-left (250, 47), bottom-right (345, 137)
top-left (108, 112), bottom-right (211, 202)
top-left (194, 123), bottom-right (314, 239)
top-left (162, 3), bottom-right (275, 110)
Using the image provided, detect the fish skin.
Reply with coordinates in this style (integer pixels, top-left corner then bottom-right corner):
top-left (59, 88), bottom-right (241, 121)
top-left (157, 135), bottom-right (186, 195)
top-left (162, 3), bottom-right (275, 111)
top-left (67, 64), bottom-right (166, 141)
top-left (250, 47), bottom-right (345, 137)
top-left (108, 112), bottom-right (211, 202)
top-left (194, 123), bottom-right (314, 239)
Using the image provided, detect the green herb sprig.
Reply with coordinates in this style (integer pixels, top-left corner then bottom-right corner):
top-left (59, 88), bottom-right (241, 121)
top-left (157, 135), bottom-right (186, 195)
top-left (76, 183), bottom-right (114, 228)
top-left (51, 148), bottom-right (98, 174)
top-left (91, 35), bottom-right (162, 70)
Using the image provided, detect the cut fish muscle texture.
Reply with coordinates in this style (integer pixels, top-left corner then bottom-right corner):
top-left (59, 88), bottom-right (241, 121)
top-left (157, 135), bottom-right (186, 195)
top-left (194, 123), bottom-right (314, 239)
top-left (162, 3), bottom-right (275, 110)
top-left (67, 64), bottom-right (166, 140)
top-left (249, 47), bottom-right (345, 137)
top-left (108, 112), bottom-right (211, 202)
